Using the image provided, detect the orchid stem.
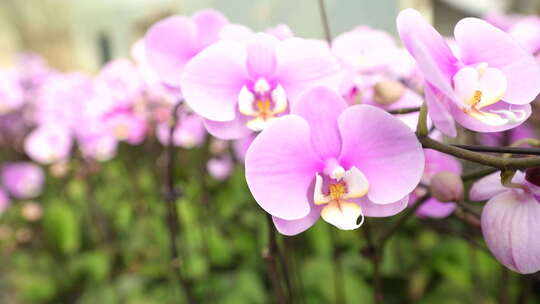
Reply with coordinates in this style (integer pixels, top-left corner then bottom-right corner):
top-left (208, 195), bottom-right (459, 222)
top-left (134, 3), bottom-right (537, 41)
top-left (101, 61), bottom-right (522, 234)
top-left (388, 106), bottom-right (421, 115)
top-left (362, 220), bottom-right (384, 304)
top-left (415, 102), bottom-right (429, 137)
top-left (379, 194), bottom-right (431, 246)
top-left (451, 144), bottom-right (540, 156)
top-left (263, 214), bottom-right (289, 303)
top-left (318, 0), bottom-right (332, 44)
top-left (419, 136), bottom-right (540, 170)
top-left (163, 101), bottom-right (195, 304)
top-left (330, 230), bottom-right (345, 304)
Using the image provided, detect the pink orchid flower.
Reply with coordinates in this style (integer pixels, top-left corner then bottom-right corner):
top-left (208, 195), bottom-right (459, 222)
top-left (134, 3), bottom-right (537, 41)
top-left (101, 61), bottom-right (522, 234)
top-left (181, 33), bottom-right (341, 140)
top-left (397, 9), bottom-right (540, 137)
top-left (156, 108), bottom-right (206, 148)
top-left (1, 162), bottom-right (44, 199)
top-left (24, 124), bottom-right (72, 165)
top-left (144, 9), bottom-right (229, 89)
top-left (245, 87), bottom-right (424, 235)
top-left (470, 171), bottom-right (540, 274)
top-left (0, 188), bottom-right (10, 214)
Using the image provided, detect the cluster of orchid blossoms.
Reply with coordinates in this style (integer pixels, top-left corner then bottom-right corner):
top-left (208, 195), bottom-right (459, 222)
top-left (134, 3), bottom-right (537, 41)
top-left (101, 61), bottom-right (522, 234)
top-left (1, 7), bottom-right (540, 276)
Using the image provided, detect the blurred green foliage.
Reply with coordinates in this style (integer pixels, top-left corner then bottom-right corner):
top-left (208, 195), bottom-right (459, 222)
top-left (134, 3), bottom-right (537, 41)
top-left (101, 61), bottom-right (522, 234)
top-left (0, 143), bottom-right (535, 303)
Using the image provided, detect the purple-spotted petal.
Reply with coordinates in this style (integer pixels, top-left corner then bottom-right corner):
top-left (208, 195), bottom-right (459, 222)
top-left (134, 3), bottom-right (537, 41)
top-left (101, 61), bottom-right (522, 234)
top-left (397, 8), bottom-right (459, 96)
top-left (246, 33), bottom-right (279, 78)
top-left (274, 38), bottom-right (341, 102)
top-left (181, 41), bottom-right (249, 122)
top-left (481, 190), bottom-right (540, 274)
top-left (272, 204), bottom-right (322, 236)
top-left (357, 195), bottom-right (408, 217)
top-left (469, 172), bottom-right (507, 201)
top-left (245, 115), bottom-right (323, 220)
top-left (203, 117), bottom-right (252, 140)
top-left (454, 18), bottom-right (540, 105)
top-left (145, 16), bottom-right (198, 87)
top-left (291, 87), bottom-right (347, 160)
top-left (338, 105), bottom-right (424, 204)
top-left (191, 9), bottom-right (229, 48)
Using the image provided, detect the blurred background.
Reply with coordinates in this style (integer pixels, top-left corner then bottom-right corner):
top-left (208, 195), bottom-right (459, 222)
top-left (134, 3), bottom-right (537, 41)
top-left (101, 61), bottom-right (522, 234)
top-left (0, 0), bottom-right (539, 303)
top-left (1, 0), bottom-right (537, 71)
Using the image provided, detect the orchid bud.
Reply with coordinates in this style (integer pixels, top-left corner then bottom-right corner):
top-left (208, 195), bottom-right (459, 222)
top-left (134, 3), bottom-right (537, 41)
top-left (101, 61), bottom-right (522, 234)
top-left (373, 79), bottom-right (406, 106)
top-left (525, 167), bottom-right (540, 187)
top-left (429, 171), bottom-right (464, 202)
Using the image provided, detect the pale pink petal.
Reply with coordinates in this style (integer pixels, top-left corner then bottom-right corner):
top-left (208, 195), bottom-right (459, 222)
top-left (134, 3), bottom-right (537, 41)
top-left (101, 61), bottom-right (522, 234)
top-left (469, 172), bottom-right (507, 201)
top-left (246, 33), bottom-right (279, 78)
top-left (274, 38), bottom-right (341, 102)
top-left (454, 18), bottom-right (540, 105)
top-left (191, 9), bottom-right (229, 48)
top-left (245, 116), bottom-right (324, 220)
top-left (425, 85), bottom-right (457, 137)
top-left (291, 87), bottom-right (346, 159)
top-left (180, 41), bottom-right (249, 122)
top-left (203, 117), bottom-right (252, 140)
top-left (338, 105), bottom-right (424, 204)
top-left (357, 195), bottom-right (409, 217)
top-left (144, 16), bottom-right (198, 87)
top-left (397, 8), bottom-right (459, 95)
top-left (272, 204), bottom-right (322, 236)
top-left (481, 190), bottom-right (540, 273)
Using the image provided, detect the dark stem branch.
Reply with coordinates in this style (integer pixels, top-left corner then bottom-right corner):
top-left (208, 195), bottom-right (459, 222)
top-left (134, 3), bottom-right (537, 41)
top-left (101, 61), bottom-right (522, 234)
top-left (163, 102), bottom-right (195, 304)
top-left (362, 220), bottom-right (383, 304)
top-left (451, 144), bottom-right (540, 156)
top-left (318, 0), bottom-right (332, 44)
top-left (263, 214), bottom-right (288, 303)
top-left (387, 106), bottom-right (421, 115)
top-left (419, 136), bottom-right (540, 170)
top-left (379, 194), bottom-right (431, 246)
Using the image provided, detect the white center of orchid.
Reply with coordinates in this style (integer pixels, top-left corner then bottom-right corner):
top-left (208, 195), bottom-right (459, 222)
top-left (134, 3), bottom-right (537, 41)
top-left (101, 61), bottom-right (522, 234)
top-left (313, 160), bottom-right (369, 230)
top-left (453, 63), bottom-right (526, 126)
top-left (238, 78), bottom-right (288, 131)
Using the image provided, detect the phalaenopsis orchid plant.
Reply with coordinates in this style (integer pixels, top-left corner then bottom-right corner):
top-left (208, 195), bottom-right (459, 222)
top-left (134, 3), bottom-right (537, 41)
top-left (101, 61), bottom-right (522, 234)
top-left (2, 2), bottom-right (540, 302)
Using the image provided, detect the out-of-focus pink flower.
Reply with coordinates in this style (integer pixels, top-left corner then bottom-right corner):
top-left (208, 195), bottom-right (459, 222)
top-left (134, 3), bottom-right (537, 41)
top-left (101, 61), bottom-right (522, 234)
top-left (470, 171), bottom-right (540, 274)
top-left (131, 40), bottom-right (180, 105)
top-left (207, 156), bottom-right (233, 181)
top-left (0, 189), bottom-right (10, 214)
top-left (104, 110), bottom-right (147, 145)
top-left (265, 24), bottom-right (294, 40)
top-left (0, 70), bottom-right (25, 114)
top-left (1, 162), bottom-right (44, 199)
top-left (94, 59), bottom-right (144, 107)
top-left (144, 9), bottom-right (229, 89)
top-left (398, 9), bottom-right (540, 136)
top-left (245, 87), bottom-right (424, 235)
top-left (33, 73), bottom-right (94, 129)
top-left (181, 33), bottom-right (341, 139)
top-left (24, 124), bottom-right (72, 164)
top-left (156, 108), bottom-right (206, 148)
top-left (78, 132), bottom-right (118, 162)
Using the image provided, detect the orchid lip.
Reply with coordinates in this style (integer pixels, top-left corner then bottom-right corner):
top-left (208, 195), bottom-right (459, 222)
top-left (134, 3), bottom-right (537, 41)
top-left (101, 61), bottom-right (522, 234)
top-left (313, 166), bottom-right (369, 230)
top-left (452, 64), bottom-right (521, 125)
top-left (237, 80), bottom-right (288, 131)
